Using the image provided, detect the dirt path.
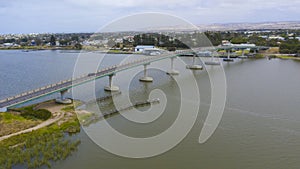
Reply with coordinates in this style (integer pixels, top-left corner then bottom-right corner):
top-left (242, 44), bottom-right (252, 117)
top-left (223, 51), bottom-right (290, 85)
top-left (0, 112), bottom-right (64, 142)
top-left (0, 100), bottom-right (70, 142)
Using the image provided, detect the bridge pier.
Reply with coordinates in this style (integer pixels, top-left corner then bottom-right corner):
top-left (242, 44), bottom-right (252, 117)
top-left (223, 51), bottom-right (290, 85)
top-left (104, 74), bottom-right (119, 92)
top-left (239, 49), bottom-right (247, 59)
top-left (254, 49), bottom-right (257, 55)
top-left (186, 54), bottom-right (203, 70)
top-left (166, 57), bottom-right (179, 75)
top-left (223, 50), bottom-right (234, 62)
top-left (139, 64), bottom-right (153, 82)
top-left (56, 89), bottom-right (72, 104)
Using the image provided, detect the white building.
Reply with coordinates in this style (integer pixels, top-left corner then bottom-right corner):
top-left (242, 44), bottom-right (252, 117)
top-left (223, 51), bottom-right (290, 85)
top-left (269, 36), bottom-right (285, 41)
top-left (135, 45), bottom-right (155, 52)
top-left (2, 43), bottom-right (14, 47)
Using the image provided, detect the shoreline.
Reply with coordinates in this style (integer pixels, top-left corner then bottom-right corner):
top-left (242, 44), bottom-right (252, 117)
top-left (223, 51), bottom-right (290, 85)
top-left (0, 99), bottom-right (81, 140)
top-left (0, 47), bottom-right (136, 54)
top-left (1, 48), bottom-right (299, 60)
top-left (0, 99), bottom-right (82, 168)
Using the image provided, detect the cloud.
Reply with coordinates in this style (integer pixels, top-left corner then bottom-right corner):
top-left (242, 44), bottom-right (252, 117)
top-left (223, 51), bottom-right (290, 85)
top-left (66, 0), bottom-right (203, 8)
top-left (0, 0), bottom-right (299, 33)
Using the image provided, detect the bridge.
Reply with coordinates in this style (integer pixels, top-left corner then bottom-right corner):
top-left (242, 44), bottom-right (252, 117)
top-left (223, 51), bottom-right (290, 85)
top-left (0, 49), bottom-right (207, 112)
top-left (216, 45), bottom-right (269, 61)
top-left (0, 45), bottom-right (269, 112)
top-left (178, 45), bottom-right (269, 62)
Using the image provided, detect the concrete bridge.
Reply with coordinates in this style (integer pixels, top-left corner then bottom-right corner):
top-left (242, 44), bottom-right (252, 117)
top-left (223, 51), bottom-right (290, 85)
top-left (0, 45), bottom-right (269, 112)
top-left (216, 45), bottom-right (269, 61)
top-left (0, 49), bottom-right (207, 112)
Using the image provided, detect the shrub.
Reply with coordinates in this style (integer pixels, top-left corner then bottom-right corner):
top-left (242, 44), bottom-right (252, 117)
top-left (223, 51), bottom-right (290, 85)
top-left (20, 108), bottom-right (51, 121)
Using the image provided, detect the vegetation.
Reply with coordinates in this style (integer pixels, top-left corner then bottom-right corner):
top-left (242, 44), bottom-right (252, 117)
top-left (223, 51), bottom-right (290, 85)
top-left (0, 123), bottom-right (81, 169)
top-left (50, 35), bottom-right (56, 46)
top-left (1, 29), bottom-right (299, 55)
top-left (0, 113), bottom-right (40, 137)
top-left (12, 106), bottom-right (52, 121)
top-left (0, 102), bottom-right (81, 169)
top-left (279, 39), bottom-right (300, 54)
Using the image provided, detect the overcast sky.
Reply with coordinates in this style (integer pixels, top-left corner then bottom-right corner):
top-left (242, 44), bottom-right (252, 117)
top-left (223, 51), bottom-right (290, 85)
top-left (0, 0), bottom-right (299, 34)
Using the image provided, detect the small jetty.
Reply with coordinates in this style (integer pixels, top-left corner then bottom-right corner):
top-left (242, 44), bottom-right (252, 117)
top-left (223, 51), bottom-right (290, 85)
top-left (178, 53), bottom-right (195, 57)
top-left (84, 91), bottom-right (122, 105)
top-left (82, 98), bottom-right (160, 126)
top-left (205, 61), bottom-right (221, 65)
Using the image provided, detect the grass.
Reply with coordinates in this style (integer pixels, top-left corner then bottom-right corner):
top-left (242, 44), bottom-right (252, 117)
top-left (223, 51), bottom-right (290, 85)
top-left (275, 55), bottom-right (300, 60)
top-left (77, 113), bottom-right (93, 122)
top-left (61, 105), bottom-right (75, 112)
top-left (0, 113), bottom-right (40, 137)
top-left (0, 102), bottom-right (81, 169)
top-left (0, 113), bottom-right (27, 123)
top-left (235, 50), bottom-right (250, 55)
top-left (11, 105), bottom-right (52, 121)
top-left (0, 123), bottom-right (81, 169)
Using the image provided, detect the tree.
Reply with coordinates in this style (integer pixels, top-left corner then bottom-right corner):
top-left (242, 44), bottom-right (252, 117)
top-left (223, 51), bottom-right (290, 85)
top-left (204, 31), bottom-right (222, 46)
top-left (50, 35), bottom-right (56, 46)
top-left (230, 36), bottom-right (248, 44)
top-left (74, 43), bottom-right (82, 50)
top-left (279, 39), bottom-right (300, 54)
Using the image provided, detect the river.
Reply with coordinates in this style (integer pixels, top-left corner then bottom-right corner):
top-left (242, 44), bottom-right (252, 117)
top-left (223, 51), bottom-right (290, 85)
top-left (0, 50), bottom-right (300, 169)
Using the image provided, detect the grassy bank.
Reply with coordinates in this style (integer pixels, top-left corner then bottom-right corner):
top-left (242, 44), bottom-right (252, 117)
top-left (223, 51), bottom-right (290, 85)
top-left (0, 100), bottom-right (81, 169)
top-left (0, 113), bottom-right (40, 137)
top-left (274, 55), bottom-right (300, 60)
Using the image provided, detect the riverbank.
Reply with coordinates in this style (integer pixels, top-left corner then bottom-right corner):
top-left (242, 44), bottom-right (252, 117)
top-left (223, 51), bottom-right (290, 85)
top-left (269, 54), bottom-right (300, 60)
top-left (0, 47), bottom-right (138, 55)
top-left (0, 100), bottom-right (81, 139)
top-left (0, 100), bottom-right (82, 169)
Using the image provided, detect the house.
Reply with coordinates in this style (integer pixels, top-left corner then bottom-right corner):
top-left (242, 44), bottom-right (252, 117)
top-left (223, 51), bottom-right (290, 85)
top-left (221, 40), bottom-right (232, 46)
top-left (2, 43), bottom-right (14, 47)
top-left (135, 45), bottom-right (155, 52)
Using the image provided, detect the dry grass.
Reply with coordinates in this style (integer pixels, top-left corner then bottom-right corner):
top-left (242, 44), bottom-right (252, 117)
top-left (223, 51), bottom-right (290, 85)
top-left (0, 100), bottom-right (78, 138)
top-left (265, 47), bottom-right (279, 54)
top-left (0, 113), bottom-right (40, 137)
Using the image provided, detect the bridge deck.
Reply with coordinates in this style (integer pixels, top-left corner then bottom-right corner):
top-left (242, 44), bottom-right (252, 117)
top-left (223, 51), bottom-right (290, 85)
top-left (0, 50), bottom-right (189, 108)
top-left (0, 45), bottom-right (268, 109)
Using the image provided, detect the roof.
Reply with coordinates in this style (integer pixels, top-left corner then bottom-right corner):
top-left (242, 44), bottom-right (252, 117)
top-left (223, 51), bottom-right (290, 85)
top-left (135, 45), bottom-right (154, 48)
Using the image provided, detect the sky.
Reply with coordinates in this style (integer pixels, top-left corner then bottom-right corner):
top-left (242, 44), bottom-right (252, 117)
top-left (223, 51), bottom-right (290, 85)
top-left (0, 0), bottom-right (299, 34)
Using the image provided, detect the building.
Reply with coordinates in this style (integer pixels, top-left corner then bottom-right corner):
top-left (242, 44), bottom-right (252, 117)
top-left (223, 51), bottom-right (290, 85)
top-left (135, 45), bottom-right (155, 52)
top-left (2, 43), bottom-right (14, 47)
top-left (221, 40), bottom-right (232, 46)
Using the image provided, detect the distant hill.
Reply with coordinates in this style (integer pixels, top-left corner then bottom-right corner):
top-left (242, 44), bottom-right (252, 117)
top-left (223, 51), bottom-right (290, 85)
top-left (145, 21), bottom-right (300, 32)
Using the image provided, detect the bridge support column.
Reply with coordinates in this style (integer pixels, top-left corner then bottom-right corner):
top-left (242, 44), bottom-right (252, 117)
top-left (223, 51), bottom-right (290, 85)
top-left (167, 57), bottom-right (179, 75)
top-left (223, 50), bottom-right (234, 62)
top-left (239, 49), bottom-right (247, 59)
top-left (139, 64), bottom-right (153, 82)
top-left (56, 89), bottom-right (72, 104)
top-left (186, 54), bottom-right (203, 70)
top-left (104, 74), bottom-right (119, 92)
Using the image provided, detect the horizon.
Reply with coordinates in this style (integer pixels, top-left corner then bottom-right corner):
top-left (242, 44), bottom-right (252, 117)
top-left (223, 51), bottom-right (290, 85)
top-left (1, 0), bottom-right (300, 34)
top-left (0, 20), bottom-right (300, 35)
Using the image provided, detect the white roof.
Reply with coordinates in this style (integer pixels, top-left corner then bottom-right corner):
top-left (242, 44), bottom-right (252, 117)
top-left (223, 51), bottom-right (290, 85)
top-left (135, 45), bottom-right (154, 48)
